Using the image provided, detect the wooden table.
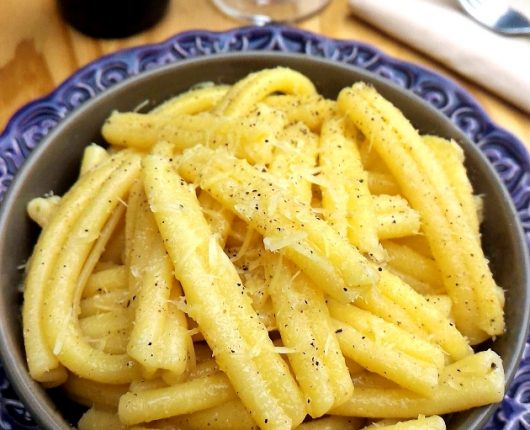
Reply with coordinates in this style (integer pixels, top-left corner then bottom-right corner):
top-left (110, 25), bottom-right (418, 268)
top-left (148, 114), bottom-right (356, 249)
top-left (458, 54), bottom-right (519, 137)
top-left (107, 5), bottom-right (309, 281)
top-left (0, 0), bottom-right (528, 149)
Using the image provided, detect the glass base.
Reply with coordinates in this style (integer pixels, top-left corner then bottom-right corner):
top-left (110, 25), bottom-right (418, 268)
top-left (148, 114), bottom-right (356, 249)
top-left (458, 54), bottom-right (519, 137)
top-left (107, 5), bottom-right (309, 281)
top-left (212, 0), bottom-right (331, 25)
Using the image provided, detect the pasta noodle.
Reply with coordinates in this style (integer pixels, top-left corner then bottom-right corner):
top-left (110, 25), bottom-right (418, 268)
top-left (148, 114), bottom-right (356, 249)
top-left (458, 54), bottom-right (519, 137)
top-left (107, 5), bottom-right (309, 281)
top-left (22, 67), bottom-right (505, 430)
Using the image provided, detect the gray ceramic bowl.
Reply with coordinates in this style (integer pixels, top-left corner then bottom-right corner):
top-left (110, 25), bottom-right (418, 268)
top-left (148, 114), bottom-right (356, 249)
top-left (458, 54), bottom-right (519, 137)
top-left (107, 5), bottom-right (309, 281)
top-left (0, 52), bottom-right (528, 430)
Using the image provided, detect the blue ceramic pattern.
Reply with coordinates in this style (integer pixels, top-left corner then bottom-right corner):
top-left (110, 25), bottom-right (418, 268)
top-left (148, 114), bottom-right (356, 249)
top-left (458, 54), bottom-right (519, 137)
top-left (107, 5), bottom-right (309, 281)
top-left (0, 26), bottom-right (529, 429)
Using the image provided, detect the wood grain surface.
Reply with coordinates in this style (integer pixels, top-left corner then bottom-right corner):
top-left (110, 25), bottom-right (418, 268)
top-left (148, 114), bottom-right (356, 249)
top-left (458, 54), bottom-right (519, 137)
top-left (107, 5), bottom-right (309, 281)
top-left (0, 0), bottom-right (528, 149)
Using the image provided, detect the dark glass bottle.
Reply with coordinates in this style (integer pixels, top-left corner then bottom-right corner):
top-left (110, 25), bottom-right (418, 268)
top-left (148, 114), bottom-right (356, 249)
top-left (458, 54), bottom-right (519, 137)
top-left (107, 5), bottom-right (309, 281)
top-left (57, 0), bottom-right (170, 39)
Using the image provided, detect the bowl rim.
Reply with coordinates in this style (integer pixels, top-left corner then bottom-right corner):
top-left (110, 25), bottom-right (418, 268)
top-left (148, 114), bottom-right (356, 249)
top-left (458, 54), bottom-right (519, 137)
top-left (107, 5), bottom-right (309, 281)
top-left (0, 51), bottom-right (528, 430)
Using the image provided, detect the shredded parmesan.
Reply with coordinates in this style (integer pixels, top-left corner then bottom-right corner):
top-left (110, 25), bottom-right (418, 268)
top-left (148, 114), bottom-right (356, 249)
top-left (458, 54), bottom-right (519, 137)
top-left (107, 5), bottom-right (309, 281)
top-left (300, 171), bottom-right (329, 188)
top-left (247, 258), bottom-right (262, 273)
top-left (133, 99), bottom-right (150, 112)
top-left (273, 346), bottom-right (297, 354)
top-left (323, 334), bottom-right (332, 356)
top-left (290, 270), bottom-right (301, 283)
top-left (53, 309), bottom-right (72, 355)
top-left (263, 231), bottom-right (307, 252)
top-left (169, 296), bottom-right (190, 314)
top-left (234, 203), bottom-right (252, 218)
top-left (150, 201), bottom-right (187, 213)
top-left (270, 138), bottom-right (302, 156)
top-left (187, 327), bottom-right (201, 337)
top-left (130, 265), bottom-right (141, 279)
top-left (230, 228), bottom-right (256, 263)
top-left (190, 81), bottom-right (216, 90)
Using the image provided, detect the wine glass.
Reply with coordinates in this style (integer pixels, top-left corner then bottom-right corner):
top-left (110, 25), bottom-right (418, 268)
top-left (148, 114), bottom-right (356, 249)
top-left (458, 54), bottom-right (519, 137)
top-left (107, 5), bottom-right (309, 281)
top-left (212, 0), bottom-right (331, 25)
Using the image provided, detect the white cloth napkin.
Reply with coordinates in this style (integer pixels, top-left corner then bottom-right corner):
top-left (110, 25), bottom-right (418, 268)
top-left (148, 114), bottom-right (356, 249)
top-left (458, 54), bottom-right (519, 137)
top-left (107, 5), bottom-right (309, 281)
top-left (348, 0), bottom-right (530, 113)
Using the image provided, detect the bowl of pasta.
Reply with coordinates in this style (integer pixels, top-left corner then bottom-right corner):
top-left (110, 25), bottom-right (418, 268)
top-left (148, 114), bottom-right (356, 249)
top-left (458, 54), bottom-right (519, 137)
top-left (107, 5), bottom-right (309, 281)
top-left (0, 51), bottom-right (528, 430)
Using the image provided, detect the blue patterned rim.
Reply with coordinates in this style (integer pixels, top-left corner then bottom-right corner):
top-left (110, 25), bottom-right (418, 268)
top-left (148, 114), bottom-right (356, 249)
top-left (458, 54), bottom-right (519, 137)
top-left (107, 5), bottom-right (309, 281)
top-left (0, 25), bottom-right (529, 429)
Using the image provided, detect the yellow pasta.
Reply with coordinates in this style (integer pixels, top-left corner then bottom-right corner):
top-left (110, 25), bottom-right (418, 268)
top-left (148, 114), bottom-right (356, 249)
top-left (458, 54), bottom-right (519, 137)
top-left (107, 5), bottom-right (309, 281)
top-left (26, 195), bottom-right (62, 228)
top-left (143, 153), bottom-right (305, 429)
top-left (80, 143), bottom-right (110, 175)
top-left (357, 136), bottom-right (387, 171)
top-left (79, 310), bottom-right (131, 339)
top-left (394, 235), bottom-right (433, 258)
top-left (82, 265), bottom-right (128, 298)
top-left (263, 114), bottom-right (352, 416)
top-left (382, 240), bottom-right (444, 294)
top-left (423, 135), bottom-right (480, 236)
top-left (199, 190), bottom-right (235, 245)
top-left (86, 332), bottom-right (129, 355)
top-left (118, 372), bottom-right (237, 425)
top-left (265, 94), bottom-right (336, 132)
top-left (79, 289), bottom-right (130, 318)
top-left (351, 271), bottom-right (472, 362)
top-left (328, 300), bottom-right (445, 370)
top-left (23, 151), bottom-right (135, 385)
top-left (73, 203), bottom-right (126, 316)
top-left (267, 255), bottom-right (353, 417)
top-left (214, 67), bottom-right (316, 117)
top-left (373, 195), bottom-right (421, 240)
top-left (362, 415), bottom-right (446, 430)
top-left (332, 350), bottom-right (504, 418)
top-left (169, 399), bottom-right (259, 430)
top-left (150, 83), bottom-right (230, 116)
top-left (62, 373), bottom-right (128, 409)
top-left (332, 320), bottom-right (439, 397)
top-left (22, 68), bottom-right (506, 430)
top-left (269, 121), bottom-right (318, 204)
top-left (319, 117), bottom-right (384, 260)
top-left (103, 111), bottom-right (268, 154)
top-left (41, 151), bottom-right (142, 383)
top-left (366, 171), bottom-right (400, 195)
top-left (299, 416), bottom-right (365, 430)
top-left (424, 294), bottom-right (453, 319)
top-left (126, 186), bottom-right (189, 376)
top-left (338, 82), bottom-right (504, 340)
top-left (177, 145), bottom-right (378, 303)
top-left (78, 408), bottom-right (127, 430)
top-left (99, 216), bottom-right (125, 264)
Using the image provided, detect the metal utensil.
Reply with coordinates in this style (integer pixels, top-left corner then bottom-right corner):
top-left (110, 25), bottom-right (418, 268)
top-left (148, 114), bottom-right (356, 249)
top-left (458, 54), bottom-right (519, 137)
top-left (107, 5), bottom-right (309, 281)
top-left (457, 0), bottom-right (530, 35)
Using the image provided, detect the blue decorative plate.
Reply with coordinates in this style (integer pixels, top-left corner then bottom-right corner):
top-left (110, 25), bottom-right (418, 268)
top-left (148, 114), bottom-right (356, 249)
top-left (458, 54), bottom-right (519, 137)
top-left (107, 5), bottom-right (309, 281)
top-left (0, 26), bottom-right (529, 430)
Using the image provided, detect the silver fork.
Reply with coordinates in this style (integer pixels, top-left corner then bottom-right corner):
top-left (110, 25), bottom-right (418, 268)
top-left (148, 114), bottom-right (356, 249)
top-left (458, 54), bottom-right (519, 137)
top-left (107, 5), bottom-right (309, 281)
top-left (457, 0), bottom-right (530, 35)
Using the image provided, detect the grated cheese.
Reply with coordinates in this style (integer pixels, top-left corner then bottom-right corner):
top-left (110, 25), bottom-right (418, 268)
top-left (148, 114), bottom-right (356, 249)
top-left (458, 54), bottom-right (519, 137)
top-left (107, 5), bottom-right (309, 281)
top-left (132, 99), bottom-right (150, 112)
top-left (273, 346), bottom-right (297, 354)
top-left (300, 171), bottom-right (329, 188)
top-left (230, 228), bottom-right (256, 264)
top-left (53, 309), bottom-right (72, 355)
top-left (187, 327), bottom-right (201, 337)
top-left (263, 231), bottom-right (307, 252)
top-left (169, 295), bottom-right (190, 314)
